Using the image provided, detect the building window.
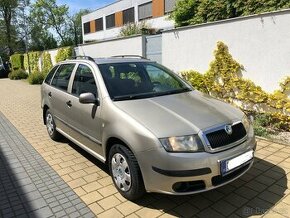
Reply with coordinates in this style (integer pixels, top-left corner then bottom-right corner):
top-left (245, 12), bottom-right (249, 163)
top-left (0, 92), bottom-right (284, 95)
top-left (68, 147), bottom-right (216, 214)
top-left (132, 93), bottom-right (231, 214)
top-left (95, 18), bottom-right (103, 31)
top-left (106, 14), bottom-right (115, 29)
top-left (83, 22), bottom-right (90, 34)
top-left (138, 2), bottom-right (152, 21)
top-left (123, 7), bottom-right (135, 24)
top-left (164, 0), bottom-right (176, 13)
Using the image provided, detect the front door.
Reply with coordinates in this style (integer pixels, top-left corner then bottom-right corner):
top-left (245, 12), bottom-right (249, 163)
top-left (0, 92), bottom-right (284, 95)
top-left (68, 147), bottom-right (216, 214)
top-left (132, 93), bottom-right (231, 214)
top-left (66, 64), bottom-right (103, 157)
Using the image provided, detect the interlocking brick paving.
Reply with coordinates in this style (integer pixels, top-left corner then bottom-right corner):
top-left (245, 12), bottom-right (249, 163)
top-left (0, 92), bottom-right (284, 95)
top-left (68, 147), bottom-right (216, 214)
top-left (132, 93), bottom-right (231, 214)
top-left (0, 112), bottom-right (94, 218)
top-left (0, 79), bottom-right (289, 217)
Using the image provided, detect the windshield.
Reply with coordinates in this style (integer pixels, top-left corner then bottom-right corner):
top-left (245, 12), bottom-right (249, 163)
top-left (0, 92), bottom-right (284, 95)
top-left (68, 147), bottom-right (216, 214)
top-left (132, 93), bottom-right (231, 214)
top-left (98, 62), bottom-right (192, 101)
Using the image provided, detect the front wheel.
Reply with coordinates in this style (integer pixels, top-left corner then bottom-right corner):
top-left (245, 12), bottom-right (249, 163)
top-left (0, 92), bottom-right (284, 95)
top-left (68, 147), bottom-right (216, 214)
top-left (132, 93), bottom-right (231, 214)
top-left (109, 144), bottom-right (145, 201)
top-left (45, 110), bottom-right (61, 141)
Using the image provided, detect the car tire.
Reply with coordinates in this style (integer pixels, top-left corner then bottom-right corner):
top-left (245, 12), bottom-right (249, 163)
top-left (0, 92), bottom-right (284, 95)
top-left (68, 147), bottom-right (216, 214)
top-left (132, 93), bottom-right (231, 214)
top-left (45, 110), bottom-right (61, 141)
top-left (109, 144), bottom-right (145, 201)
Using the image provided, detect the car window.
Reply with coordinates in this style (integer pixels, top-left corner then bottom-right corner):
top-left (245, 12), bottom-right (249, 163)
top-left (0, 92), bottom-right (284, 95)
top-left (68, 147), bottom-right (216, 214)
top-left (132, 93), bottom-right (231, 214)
top-left (98, 62), bottom-right (190, 100)
top-left (51, 64), bottom-right (75, 91)
top-left (146, 65), bottom-right (181, 89)
top-left (72, 64), bottom-right (98, 97)
top-left (44, 65), bottom-right (59, 85)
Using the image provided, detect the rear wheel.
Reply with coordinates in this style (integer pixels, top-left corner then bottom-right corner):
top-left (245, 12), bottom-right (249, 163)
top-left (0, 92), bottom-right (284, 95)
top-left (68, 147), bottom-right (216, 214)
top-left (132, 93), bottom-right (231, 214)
top-left (45, 110), bottom-right (61, 141)
top-left (109, 144), bottom-right (145, 201)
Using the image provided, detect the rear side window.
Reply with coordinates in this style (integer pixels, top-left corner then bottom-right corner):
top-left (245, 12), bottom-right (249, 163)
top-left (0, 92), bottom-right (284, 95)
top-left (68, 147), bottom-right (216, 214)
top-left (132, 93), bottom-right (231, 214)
top-left (44, 65), bottom-right (59, 85)
top-left (72, 64), bottom-right (97, 97)
top-left (51, 64), bottom-right (75, 91)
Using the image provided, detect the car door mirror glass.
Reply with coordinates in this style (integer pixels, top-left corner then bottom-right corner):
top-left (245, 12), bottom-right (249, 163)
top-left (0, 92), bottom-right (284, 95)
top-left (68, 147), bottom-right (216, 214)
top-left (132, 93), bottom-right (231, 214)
top-left (79, 93), bottom-right (99, 105)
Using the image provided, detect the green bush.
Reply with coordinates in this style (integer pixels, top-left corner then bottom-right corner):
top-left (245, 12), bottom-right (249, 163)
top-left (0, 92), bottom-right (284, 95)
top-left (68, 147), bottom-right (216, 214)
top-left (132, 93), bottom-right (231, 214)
top-left (24, 51), bottom-right (40, 72)
top-left (42, 52), bottom-right (53, 75)
top-left (119, 22), bottom-right (150, 37)
top-left (8, 69), bottom-right (28, 80)
top-left (10, 54), bottom-right (24, 70)
top-left (181, 70), bottom-right (209, 93)
top-left (55, 47), bottom-right (73, 63)
top-left (253, 124), bottom-right (269, 137)
top-left (28, 72), bottom-right (45, 85)
top-left (180, 41), bottom-right (290, 131)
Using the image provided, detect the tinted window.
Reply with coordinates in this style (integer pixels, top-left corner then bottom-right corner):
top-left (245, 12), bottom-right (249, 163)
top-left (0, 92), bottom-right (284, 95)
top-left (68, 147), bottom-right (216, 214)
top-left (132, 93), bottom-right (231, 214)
top-left (138, 2), bottom-right (152, 20)
top-left (84, 22), bottom-right (90, 34)
top-left (72, 64), bottom-right (97, 97)
top-left (95, 18), bottom-right (103, 31)
top-left (44, 65), bottom-right (59, 85)
top-left (106, 14), bottom-right (115, 29)
top-left (51, 64), bottom-right (75, 91)
top-left (123, 7), bottom-right (135, 24)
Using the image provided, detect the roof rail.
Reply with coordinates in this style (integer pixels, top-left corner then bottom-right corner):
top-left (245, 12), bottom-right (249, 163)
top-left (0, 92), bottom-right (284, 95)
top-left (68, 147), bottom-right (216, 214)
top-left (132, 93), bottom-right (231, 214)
top-left (111, 55), bottom-right (148, 59)
top-left (68, 56), bottom-right (95, 62)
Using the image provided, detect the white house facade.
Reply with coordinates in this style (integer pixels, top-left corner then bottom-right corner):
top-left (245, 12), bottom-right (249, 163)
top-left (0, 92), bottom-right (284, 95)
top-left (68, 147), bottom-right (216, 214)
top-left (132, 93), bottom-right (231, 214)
top-left (81, 0), bottom-right (176, 42)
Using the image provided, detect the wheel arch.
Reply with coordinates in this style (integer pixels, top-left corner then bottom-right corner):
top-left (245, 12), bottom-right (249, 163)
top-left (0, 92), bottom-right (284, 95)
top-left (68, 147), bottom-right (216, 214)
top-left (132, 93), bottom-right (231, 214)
top-left (43, 105), bottom-right (49, 125)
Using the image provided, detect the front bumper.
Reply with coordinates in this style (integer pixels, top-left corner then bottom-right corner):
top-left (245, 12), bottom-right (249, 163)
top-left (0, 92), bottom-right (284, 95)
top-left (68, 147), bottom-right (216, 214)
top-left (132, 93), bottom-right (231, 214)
top-left (137, 136), bottom-right (256, 195)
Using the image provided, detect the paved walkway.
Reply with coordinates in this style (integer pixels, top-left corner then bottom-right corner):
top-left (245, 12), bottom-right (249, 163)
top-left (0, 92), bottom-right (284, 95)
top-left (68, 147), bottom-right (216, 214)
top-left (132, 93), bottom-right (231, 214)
top-left (0, 112), bottom-right (94, 218)
top-left (0, 79), bottom-right (290, 218)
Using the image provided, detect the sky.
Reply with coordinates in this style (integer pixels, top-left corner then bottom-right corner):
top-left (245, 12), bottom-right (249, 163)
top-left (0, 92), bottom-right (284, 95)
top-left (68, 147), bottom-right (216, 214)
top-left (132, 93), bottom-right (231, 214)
top-left (56, 0), bottom-right (116, 14)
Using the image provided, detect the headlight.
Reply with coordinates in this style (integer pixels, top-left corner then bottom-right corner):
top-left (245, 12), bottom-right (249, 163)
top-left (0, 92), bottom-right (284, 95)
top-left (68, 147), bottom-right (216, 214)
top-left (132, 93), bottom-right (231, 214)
top-left (160, 135), bottom-right (204, 152)
top-left (242, 115), bottom-right (250, 132)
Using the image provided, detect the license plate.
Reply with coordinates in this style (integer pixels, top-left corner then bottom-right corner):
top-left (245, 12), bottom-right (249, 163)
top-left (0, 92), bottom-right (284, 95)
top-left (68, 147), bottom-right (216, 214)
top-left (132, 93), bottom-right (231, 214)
top-left (220, 150), bottom-right (253, 176)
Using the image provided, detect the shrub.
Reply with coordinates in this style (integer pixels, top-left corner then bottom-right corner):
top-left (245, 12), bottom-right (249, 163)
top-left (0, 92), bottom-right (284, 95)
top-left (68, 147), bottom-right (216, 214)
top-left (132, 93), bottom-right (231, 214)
top-left (55, 47), bottom-right (73, 63)
top-left (10, 54), bottom-right (24, 70)
top-left (119, 22), bottom-right (150, 37)
top-left (180, 41), bottom-right (290, 132)
top-left (253, 124), bottom-right (269, 137)
top-left (28, 72), bottom-right (45, 85)
top-left (8, 69), bottom-right (28, 80)
top-left (181, 70), bottom-right (209, 93)
top-left (24, 51), bottom-right (41, 73)
top-left (42, 52), bottom-right (53, 75)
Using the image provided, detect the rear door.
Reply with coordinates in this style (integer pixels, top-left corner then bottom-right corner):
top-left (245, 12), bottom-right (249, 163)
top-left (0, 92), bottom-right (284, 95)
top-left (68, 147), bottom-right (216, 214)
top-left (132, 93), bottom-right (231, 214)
top-left (65, 63), bottom-right (104, 157)
top-left (49, 63), bottom-right (76, 132)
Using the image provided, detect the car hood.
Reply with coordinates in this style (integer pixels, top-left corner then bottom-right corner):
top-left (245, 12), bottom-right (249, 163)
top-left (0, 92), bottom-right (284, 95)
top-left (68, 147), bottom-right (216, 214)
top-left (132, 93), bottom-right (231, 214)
top-left (114, 91), bottom-right (244, 138)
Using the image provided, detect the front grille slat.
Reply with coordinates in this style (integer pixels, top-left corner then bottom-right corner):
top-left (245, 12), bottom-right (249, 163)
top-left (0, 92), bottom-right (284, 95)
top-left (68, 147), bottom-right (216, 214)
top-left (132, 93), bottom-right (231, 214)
top-left (206, 123), bottom-right (247, 149)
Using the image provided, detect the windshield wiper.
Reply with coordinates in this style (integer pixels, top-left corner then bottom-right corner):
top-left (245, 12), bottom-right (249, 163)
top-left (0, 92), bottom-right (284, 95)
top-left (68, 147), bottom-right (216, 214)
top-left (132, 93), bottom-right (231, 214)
top-left (154, 87), bottom-right (192, 97)
top-left (112, 88), bottom-right (191, 101)
top-left (113, 92), bottom-right (156, 101)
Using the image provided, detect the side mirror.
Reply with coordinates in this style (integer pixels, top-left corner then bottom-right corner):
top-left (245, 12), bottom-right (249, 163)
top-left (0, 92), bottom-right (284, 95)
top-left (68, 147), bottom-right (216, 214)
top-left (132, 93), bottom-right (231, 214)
top-left (79, 93), bottom-right (99, 105)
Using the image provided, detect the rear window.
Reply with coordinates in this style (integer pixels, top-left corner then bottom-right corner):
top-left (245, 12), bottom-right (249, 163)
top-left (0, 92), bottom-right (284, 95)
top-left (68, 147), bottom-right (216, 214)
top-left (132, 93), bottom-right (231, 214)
top-left (51, 64), bottom-right (75, 91)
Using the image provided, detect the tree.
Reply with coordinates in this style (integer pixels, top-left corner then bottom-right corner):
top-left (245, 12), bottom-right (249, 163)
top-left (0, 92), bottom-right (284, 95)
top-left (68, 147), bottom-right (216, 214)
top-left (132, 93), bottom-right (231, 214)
top-left (0, 0), bottom-right (18, 56)
top-left (170, 0), bottom-right (201, 27)
top-left (31, 0), bottom-right (69, 43)
top-left (171, 0), bottom-right (290, 27)
top-left (28, 17), bottom-right (57, 50)
top-left (68, 9), bottom-right (90, 46)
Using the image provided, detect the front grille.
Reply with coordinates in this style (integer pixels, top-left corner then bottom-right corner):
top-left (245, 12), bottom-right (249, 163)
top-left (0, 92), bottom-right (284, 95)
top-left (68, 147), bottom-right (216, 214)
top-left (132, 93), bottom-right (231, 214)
top-left (206, 123), bottom-right (247, 149)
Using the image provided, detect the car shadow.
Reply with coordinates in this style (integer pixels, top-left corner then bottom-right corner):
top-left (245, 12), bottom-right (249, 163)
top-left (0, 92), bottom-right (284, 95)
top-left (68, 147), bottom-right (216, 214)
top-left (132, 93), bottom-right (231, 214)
top-left (62, 139), bottom-right (287, 218)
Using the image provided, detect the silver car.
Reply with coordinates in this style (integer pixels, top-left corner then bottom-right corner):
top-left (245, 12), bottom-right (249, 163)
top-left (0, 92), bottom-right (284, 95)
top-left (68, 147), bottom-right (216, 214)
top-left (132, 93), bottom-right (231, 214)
top-left (41, 56), bottom-right (256, 200)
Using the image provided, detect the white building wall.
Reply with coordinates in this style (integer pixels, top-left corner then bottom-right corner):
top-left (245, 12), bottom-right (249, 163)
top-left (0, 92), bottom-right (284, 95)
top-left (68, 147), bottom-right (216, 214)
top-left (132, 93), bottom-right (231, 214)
top-left (162, 10), bottom-right (290, 93)
top-left (82, 0), bottom-right (175, 42)
top-left (77, 35), bottom-right (144, 58)
top-left (84, 16), bottom-right (174, 41)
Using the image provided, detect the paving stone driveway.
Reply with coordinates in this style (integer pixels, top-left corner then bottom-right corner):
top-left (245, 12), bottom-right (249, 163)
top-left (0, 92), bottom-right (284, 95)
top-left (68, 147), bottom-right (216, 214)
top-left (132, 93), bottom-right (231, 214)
top-left (0, 79), bottom-right (289, 218)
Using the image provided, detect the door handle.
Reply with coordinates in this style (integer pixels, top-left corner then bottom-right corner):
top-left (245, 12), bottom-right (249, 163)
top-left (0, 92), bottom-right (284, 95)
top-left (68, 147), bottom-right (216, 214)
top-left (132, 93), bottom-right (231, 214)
top-left (66, 100), bottom-right (72, 107)
top-left (48, 92), bottom-right (52, 97)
